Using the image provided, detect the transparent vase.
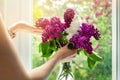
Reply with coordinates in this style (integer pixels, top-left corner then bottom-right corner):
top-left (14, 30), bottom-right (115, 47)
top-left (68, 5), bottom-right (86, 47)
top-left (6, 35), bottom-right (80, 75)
top-left (56, 62), bottom-right (74, 80)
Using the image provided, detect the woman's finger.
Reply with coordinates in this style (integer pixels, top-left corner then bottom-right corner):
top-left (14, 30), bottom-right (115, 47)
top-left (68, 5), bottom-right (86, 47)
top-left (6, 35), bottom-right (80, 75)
top-left (60, 53), bottom-right (76, 63)
top-left (66, 53), bottom-right (76, 59)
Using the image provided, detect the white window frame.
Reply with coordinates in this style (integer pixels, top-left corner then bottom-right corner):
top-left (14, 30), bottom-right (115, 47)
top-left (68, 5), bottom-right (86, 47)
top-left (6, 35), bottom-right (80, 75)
top-left (112, 0), bottom-right (120, 80)
top-left (112, 0), bottom-right (116, 79)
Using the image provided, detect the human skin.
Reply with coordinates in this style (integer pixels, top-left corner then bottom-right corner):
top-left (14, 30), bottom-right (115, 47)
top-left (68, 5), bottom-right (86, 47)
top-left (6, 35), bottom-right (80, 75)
top-left (0, 15), bottom-right (76, 80)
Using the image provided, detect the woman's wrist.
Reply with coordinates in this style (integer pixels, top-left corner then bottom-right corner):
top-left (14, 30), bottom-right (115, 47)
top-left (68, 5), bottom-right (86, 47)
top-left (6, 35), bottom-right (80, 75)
top-left (51, 53), bottom-right (62, 64)
top-left (8, 22), bottom-right (26, 39)
top-left (8, 23), bottom-right (20, 39)
top-left (8, 27), bottom-right (16, 39)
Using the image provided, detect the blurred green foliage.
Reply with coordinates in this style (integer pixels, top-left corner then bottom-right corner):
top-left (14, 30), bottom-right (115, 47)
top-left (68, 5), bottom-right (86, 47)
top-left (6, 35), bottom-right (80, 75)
top-left (32, 0), bottom-right (112, 80)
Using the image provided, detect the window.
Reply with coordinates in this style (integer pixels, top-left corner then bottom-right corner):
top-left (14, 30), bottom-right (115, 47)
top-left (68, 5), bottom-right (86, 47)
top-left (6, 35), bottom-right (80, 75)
top-left (1, 0), bottom-right (119, 80)
top-left (32, 0), bottom-right (114, 80)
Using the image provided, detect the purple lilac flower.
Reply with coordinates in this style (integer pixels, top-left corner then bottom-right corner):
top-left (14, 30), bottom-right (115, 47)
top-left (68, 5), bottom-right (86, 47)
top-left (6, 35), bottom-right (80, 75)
top-left (70, 35), bottom-right (93, 54)
top-left (79, 23), bottom-right (100, 40)
top-left (78, 23), bottom-right (95, 38)
top-left (69, 23), bottom-right (100, 54)
top-left (64, 8), bottom-right (75, 28)
top-left (36, 18), bottom-right (49, 29)
top-left (42, 30), bottom-right (49, 43)
top-left (50, 17), bottom-right (65, 33)
top-left (93, 28), bottom-right (100, 40)
top-left (41, 17), bottom-right (66, 43)
top-left (50, 17), bottom-right (61, 26)
top-left (36, 9), bottom-right (75, 43)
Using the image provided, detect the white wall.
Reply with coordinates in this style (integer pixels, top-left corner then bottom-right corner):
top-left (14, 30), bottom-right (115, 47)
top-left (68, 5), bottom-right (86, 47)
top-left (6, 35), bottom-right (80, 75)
top-left (3, 0), bottom-right (33, 70)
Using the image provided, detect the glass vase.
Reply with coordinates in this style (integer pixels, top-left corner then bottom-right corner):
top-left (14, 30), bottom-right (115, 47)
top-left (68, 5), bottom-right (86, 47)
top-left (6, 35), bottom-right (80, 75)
top-left (57, 62), bottom-right (74, 80)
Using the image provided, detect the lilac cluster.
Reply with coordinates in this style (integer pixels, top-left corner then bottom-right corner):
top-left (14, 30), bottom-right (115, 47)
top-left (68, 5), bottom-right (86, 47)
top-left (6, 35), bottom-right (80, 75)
top-left (42, 17), bottom-right (65, 43)
top-left (36, 18), bottom-right (49, 29)
top-left (69, 23), bottom-right (100, 54)
top-left (36, 8), bottom-right (75, 43)
top-left (64, 8), bottom-right (75, 28)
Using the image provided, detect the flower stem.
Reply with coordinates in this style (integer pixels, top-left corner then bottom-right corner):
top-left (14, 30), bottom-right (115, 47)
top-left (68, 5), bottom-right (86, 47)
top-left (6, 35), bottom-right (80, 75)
top-left (57, 62), bottom-right (74, 80)
top-left (55, 39), bottom-right (62, 48)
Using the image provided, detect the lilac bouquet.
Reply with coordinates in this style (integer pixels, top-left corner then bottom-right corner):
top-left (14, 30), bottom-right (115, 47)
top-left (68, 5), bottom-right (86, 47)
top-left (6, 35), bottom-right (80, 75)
top-left (35, 8), bottom-right (102, 80)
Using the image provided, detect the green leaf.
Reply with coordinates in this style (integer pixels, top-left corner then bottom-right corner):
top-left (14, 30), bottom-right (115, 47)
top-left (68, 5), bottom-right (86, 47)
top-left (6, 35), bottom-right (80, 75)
top-left (42, 49), bottom-right (54, 57)
top-left (39, 42), bottom-right (50, 56)
top-left (82, 50), bottom-right (88, 56)
top-left (87, 57), bottom-right (96, 70)
top-left (89, 51), bottom-right (103, 61)
top-left (39, 42), bottom-right (54, 57)
top-left (83, 50), bottom-right (103, 61)
top-left (39, 43), bottom-right (42, 53)
top-left (50, 40), bottom-right (57, 51)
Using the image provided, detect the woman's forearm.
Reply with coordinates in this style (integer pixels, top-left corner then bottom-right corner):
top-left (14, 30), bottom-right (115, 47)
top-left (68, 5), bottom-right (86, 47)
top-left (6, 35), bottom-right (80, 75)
top-left (8, 22), bottom-right (42, 39)
top-left (28, 45), bottom-right (76, 80)
top-left (8, 22), bottom-right (28, 39)
top-left (29, 55), bottom-right (60, 80)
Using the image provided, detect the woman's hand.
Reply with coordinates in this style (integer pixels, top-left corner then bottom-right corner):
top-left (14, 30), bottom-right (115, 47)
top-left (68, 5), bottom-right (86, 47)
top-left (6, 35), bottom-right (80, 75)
top-left (8, 21), bottom-right (42, 38)
top-left (53, 45), bottom-right (77, 63)
top-left (29, 45), bottom-right (77, 80)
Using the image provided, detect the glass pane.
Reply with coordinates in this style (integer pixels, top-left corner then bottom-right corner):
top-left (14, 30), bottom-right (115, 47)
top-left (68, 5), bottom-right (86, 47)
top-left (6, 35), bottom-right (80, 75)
top-left (32, 0), bottom-right (112, 80)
